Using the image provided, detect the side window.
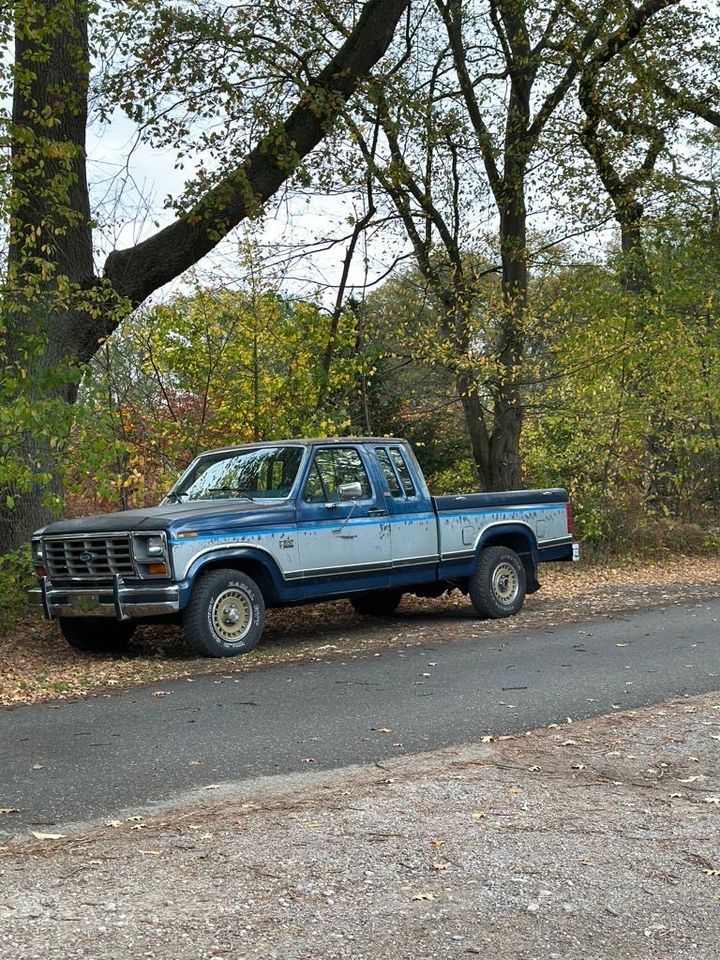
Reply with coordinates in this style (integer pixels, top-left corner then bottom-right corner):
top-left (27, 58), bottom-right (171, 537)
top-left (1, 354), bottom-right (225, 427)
top-left (303, 463), bottom-right (326, 503)
top-left (375, 447), bottom-right (403, 497)
top-left (389, 447), bottom-right (416, 497)
top-left (303, 448), bottom-right (372, 503)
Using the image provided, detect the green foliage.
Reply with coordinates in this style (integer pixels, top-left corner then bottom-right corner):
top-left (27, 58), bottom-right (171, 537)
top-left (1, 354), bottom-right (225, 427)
top-left (425, 459), bottom-right (479, 496)
top-left (522, 219), bottom-right (720, 546)
top-left (66, 286), bottom-right (365, 509)
top-left (0, 547), bottom-right (34, 630)
top-left (0, 320), bottom-right (78, 513)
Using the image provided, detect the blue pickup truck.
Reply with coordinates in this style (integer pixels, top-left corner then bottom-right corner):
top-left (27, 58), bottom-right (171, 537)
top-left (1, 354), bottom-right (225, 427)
top-left (30, 438), bottom-right (579, 657)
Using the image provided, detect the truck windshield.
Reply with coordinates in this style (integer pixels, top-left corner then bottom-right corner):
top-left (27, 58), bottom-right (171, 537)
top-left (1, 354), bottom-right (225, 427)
top-left (170, 445), bottom-right (305, 502)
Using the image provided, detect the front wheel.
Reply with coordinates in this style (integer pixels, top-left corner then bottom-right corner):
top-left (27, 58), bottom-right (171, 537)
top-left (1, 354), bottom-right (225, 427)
top-left (350, 589), bottom-right (404, 617)
top-left (183, 568), bottom-right (265, 658)
top-left (59, 618), bottom-right (135, 654)
top-left (469, 546), bottom-right (526, 619)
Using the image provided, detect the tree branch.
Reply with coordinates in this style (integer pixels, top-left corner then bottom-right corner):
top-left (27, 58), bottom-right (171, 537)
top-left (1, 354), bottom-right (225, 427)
top-left (104, 0), bottom-right (409, 308)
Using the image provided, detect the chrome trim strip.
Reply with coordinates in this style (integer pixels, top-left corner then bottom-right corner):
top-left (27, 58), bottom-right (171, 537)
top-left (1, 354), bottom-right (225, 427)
top-left (537, 535), bottom-right (573, 548)
top-left (441, 549), bottom-right (475, 560)
top-left (391, 554), bottom-right (439, 568)
top-left (42, 529), bottom-right (167, 541)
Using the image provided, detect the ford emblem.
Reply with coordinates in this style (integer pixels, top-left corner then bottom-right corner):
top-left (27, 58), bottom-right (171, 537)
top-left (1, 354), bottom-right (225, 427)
top-left (79, 551), bottom-right (95, 562)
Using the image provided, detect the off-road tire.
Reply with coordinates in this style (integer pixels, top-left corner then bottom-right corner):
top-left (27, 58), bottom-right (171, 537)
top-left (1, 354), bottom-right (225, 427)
top-left (59, 618), bottom-right (135, 654)
top-left (469, 546), bottom-right (526, 619)
top-left (350, 589), bottom-right (404, 617)
top-left (183, 568), bottom-right (265, 658)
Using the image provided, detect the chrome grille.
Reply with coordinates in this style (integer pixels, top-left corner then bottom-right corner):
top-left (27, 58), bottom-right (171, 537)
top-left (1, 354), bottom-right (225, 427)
top-left (44, 536), bottom-right (136, 579)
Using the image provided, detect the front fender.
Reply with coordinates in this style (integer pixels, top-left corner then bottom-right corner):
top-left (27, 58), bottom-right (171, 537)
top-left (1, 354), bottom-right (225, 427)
top-left (178, 545), bottom-right (288, 603)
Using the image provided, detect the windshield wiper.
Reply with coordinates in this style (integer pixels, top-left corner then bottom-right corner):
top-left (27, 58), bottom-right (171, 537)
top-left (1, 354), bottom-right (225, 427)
top-left (205, 487), bottom-right (255, 501)
top-left (165, 490), bottom-right (185, 503)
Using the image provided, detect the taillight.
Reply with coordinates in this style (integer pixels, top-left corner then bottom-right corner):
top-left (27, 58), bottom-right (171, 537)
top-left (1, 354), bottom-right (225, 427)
top-left (565, 501), bottom-right (573, 535)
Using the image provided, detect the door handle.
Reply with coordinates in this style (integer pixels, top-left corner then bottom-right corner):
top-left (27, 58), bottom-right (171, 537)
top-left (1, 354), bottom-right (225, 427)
top-left (368, 508), bottom-right (387, 516)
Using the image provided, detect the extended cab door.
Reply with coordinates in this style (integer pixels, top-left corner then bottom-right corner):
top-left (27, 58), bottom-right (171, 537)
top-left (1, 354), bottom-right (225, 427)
top-left (373, 444), bottom-right (440, 582)
top-left (296, 445), bottom-right (391, 586)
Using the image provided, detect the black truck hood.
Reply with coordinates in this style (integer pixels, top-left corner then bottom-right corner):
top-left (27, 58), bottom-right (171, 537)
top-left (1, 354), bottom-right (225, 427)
top-left (35, 500), bottom-right (296, 538)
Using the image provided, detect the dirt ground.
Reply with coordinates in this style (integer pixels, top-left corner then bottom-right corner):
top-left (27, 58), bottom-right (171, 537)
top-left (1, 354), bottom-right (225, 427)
top-left (2, 555), bottom-right (720, 707)
top-left (1, 690), bottom-right (719, 959)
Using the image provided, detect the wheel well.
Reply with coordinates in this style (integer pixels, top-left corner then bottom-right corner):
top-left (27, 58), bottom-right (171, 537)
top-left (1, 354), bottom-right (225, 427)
top-left (195, 557), bottom-right (278, 604)
top-left (478, 529), bottom-right (538, 590)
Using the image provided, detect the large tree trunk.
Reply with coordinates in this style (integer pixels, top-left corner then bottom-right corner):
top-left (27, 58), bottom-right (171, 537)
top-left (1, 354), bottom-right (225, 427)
top-left (2, 0), bottom-right (98, 553)
top-left (2, 0), bottom-right (410, 551)
top-left (489, 171), bottom-right (527, 492)
top-left (618, 211), bottom-right (678, 506)
top-left (456, 375), bottom-right (491, 487)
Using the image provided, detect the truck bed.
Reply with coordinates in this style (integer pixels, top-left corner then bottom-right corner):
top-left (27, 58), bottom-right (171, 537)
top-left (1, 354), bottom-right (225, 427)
top-left (433, 488), bottom-right (569, 512)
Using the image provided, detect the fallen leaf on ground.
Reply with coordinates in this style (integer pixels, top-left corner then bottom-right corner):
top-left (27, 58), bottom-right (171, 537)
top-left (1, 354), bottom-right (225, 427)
top-left (0, 808), bottom-right (19, 815)
top-left (411, 892), bottom-right (437, 901)
top-left (31, 831), bottom-right (64, 840)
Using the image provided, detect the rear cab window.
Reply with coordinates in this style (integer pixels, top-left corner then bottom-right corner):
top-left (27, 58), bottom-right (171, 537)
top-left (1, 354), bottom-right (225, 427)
top-left (375, 447), bottom-right (403, 497)
top-left (389, 446), bottom-right (417, 497)
top-left (374, 445), bottom-right (417, 499)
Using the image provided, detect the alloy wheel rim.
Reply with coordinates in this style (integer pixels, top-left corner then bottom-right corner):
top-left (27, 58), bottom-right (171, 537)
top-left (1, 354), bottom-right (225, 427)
top-left (491, 562), bottom-right (519, 605)
top-left (211, 588), bottom-right (252, 643)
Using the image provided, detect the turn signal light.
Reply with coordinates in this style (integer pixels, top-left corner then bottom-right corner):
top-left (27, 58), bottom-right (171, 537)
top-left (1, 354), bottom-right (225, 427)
top-left (146, 562), bottom-right (168, 576)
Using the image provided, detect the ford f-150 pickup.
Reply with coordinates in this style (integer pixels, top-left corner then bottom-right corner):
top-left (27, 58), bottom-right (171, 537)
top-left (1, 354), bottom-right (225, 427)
top-left (30, 438), bottom-right (579, 657)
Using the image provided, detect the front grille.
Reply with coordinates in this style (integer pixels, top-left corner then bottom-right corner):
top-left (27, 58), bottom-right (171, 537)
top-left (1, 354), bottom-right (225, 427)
top-left (44, 536), bottom-right (136, 579)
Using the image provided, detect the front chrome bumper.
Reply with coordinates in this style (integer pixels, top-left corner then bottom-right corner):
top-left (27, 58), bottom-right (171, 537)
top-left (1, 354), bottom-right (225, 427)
top-left (29, 575), bottom-right (181, 621)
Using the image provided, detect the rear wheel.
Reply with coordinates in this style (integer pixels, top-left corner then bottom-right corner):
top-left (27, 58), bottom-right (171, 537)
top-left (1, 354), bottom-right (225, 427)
top-left (350, 589), bottom-right (404, 617)
top-left (59, 618), bottom-right (135, 654)
top-left (183, 568), bottom-right (265, 658)
top-left (469, 546), bottom-right (526, 619)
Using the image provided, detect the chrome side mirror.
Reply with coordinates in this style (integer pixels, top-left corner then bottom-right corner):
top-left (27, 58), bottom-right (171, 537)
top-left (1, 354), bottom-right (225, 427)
top-left (338, 481), bottom-right (363, 501)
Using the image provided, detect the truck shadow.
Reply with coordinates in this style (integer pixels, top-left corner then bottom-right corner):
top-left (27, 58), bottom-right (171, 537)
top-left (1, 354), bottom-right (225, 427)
top-left (132, 596), bottom-right (482, 661)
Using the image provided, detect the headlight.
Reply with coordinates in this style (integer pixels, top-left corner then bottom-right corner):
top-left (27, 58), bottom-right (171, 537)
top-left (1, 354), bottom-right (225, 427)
top-left (131, 533), bottom-right (169, 577)
top-left (146, 536), bottom-right (165, 558)
top-left (31, 539), bottom-right (46, 577)
top-left (31, 540), bottom-right (44, 564)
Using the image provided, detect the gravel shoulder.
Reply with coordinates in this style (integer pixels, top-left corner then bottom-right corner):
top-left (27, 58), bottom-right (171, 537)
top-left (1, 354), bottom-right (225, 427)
top-left (2, 555), bottom-right (720, 706)
top-left (2, 691), bottom-right (720, 959)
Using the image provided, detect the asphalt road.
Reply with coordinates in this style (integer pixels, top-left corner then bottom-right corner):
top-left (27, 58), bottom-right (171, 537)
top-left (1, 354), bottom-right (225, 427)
top-left (1, 598), bottom-right (719, 840)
